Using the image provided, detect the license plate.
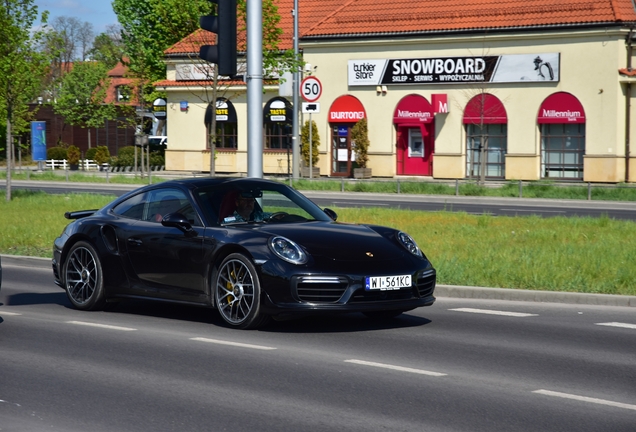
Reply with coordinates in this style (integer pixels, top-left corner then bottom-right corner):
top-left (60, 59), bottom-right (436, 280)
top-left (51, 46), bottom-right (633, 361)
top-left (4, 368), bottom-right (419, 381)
top-left (365, 275), bottom-right (412, 291)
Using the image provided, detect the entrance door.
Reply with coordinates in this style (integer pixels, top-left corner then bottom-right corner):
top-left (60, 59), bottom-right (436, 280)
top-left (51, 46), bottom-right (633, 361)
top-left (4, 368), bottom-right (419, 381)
top-left (396, 125), bottom-right (432, 175)
top-left (331, 125), bottom-right (352, 176)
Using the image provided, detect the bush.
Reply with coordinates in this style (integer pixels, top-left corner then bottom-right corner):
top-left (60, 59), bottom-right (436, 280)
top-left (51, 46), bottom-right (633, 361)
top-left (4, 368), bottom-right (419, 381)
top-left (47, 146), bottom-right (67, 160)
top-left (85, 147), bottom-right (98, 160)
top-left (94, 146), bottom-right (110, 164)
top-left (66, 145), bottom-right (80, 165)
top-left (351, 118), bottom-right (370, 168)
top-left (111, 146), bottom-right (164, 168)
top-left (301, 119), bottom-right (320, 166)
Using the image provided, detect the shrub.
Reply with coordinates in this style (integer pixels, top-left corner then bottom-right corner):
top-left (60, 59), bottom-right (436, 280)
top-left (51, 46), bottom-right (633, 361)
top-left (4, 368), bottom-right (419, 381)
top-left (66, 145), bottom-right (81, 165)
top-left (301, 119), bottom-right (320, 166)
top-left (94, 146), bottom-right (111, 164)
top-left (110, 146), bottom-right (164, 168)
top-left (85, 147), bottom-right (98, 160)
top-left (47, 146), bottom-right (67, 160)
top-left (351, 118), bottom-right (370, 168)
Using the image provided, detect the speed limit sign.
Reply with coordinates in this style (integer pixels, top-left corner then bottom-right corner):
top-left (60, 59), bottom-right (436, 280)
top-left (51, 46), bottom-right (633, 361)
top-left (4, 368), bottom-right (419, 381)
top-left (301, 76), bottom-right (322, 102)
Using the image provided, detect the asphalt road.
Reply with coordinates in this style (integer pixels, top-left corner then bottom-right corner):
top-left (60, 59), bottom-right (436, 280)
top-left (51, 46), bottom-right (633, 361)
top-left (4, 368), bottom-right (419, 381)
top-left (1, 258), bottom-right (635, 432)
top-left (6, 179), bottom-right (636, 220)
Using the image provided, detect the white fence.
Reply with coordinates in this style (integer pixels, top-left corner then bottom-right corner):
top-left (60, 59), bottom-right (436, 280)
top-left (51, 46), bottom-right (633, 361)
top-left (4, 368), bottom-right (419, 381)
top-left (45, 159), bottom-right (102, 170)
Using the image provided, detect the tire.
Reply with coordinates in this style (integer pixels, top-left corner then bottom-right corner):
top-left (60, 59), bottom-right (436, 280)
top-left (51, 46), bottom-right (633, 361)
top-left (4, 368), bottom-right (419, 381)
top-left (214, 253), bottom-right (268, 329)
top-left (63, 241), bottom-right (106, 311)
top-left (362, 310), bottom-right (404, 320)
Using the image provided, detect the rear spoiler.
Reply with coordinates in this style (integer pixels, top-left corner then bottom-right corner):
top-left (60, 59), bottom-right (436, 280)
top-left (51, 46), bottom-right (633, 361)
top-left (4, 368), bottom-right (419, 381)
top-left (64, 209), bottom-right (98, 220)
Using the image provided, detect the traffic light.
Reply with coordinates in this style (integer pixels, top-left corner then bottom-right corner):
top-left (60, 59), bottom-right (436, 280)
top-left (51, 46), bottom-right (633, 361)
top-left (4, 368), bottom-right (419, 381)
top-left (199, 0), bottom-right (237, 77)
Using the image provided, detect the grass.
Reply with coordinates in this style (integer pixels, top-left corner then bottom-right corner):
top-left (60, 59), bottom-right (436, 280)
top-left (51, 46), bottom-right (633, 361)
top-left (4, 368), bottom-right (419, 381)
top-left (1, 190), bottom-right (635, 296)
top-left (3, 170), bottom-right (636, 201)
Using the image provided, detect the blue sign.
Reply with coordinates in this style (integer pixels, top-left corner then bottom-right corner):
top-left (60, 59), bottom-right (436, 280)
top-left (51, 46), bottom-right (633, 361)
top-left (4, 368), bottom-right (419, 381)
top-left (338, 126), bottom-right (348, 136)
top-left (31, 121), bottom-right (47, 161)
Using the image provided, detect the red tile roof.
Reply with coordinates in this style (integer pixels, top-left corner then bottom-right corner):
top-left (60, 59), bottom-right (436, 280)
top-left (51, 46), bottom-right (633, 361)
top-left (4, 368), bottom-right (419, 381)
top-left (302, 0), bottom-right (636, 38)
top-left (166, 0), bottom-right (636, 56)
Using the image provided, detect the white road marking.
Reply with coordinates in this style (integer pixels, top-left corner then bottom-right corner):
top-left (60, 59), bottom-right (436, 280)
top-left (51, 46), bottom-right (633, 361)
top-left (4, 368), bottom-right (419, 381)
top-left (344, 359), bottom-right (447, 376)
top-left (0, 311), bottom-right (22, 316)
top-left (596, 322), bottom-right (636, 330)
top-left (533, 389), bottom-right (636, 411)
top-left (449, 308), bottom-right (538, 317)
top-left (190, 337), bottom-right (277, 351)
top-left (67, 321), bottom-right (137, 331)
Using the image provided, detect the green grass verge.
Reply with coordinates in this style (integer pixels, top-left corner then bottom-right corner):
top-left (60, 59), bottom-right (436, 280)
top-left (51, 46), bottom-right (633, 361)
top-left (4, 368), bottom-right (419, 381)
top-left (1, 190), bottom-right (634, 296)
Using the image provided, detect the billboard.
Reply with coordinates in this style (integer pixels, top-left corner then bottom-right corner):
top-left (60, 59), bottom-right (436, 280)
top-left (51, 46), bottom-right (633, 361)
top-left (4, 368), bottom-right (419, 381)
top-left (31, 121), bottom-right (47, 161)
top-left (348, 53), bottom-right (560, 86)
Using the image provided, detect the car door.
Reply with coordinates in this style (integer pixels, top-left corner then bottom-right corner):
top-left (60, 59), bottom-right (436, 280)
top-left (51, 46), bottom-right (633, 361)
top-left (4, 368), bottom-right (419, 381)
top-left (124, 188), bottom-right (209, 302)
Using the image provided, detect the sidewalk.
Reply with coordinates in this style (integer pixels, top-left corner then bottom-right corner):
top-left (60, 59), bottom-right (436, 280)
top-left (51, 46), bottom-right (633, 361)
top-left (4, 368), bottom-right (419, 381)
top-left (3, 255), bottom-right (634, 308)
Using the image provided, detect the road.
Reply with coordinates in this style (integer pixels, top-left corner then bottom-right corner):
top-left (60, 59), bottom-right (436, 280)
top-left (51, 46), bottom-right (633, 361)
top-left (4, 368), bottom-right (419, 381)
top-left (1, 258), bottom-right (635, 431)
top-left (6, 179), bottom-right (636, 220)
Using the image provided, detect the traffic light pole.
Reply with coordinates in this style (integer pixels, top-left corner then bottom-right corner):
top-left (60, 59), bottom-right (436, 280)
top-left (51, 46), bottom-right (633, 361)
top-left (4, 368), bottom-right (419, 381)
top-left (246, 0), bottom-right (263, 178)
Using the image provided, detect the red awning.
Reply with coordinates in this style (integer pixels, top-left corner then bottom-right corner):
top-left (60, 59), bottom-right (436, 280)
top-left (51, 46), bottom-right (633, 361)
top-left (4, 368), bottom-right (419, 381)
top-left (537, 92), bottom-right (585, 124)
top-left (463, 93), bottom-right (507, 124)
top-left (393, 94), bottom-right (434, 124)
top-left (328, 95), bottom-right (366, 123)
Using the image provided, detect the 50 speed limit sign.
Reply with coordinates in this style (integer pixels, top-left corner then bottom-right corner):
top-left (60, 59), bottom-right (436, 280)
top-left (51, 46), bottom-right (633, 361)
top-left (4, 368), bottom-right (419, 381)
top-left (301, 76), bottom-right (322, 102)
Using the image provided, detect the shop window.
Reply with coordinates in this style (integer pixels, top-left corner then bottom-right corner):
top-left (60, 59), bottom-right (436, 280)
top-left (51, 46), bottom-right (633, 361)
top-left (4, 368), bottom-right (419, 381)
top-left (466, 124), bottom-right (507, 179)
top-left (265, 123), bottom-right (291, 150)
top-left (215, 122), bottom-right (237, 149)
top-left (541, 124), bottom-right (585, 180)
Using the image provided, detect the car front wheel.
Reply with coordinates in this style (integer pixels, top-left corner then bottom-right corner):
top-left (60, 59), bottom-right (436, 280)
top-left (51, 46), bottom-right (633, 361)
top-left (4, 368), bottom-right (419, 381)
top-left (64, 241), bottom-right (106, 311)
top-left (214, 253), bottom-right (268, 329)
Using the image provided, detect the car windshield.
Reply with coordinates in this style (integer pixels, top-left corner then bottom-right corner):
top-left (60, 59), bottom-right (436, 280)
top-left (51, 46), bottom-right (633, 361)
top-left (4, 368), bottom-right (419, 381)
top-left (194, 180), bottom-right (333, 226)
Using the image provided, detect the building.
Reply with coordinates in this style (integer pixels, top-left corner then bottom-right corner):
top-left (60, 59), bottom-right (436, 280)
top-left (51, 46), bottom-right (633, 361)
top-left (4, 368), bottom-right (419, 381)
top-left (33, 61), bottom-right (140, 158)
top-left (157, 0), bottom-right (636, 183)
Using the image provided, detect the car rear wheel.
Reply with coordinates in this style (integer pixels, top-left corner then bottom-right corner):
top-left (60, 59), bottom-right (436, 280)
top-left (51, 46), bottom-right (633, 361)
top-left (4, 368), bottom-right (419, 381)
top-left (214, 253), bottom-right (268, 329)
top-left (64, 241), bottom-right (106, 311)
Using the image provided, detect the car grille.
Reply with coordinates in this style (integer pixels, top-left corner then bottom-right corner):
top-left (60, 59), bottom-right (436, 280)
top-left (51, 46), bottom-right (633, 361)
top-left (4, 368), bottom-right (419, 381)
top-left (415, 270), bottom-right (436, 297)
top-left (294, 276), bottom-right (349, 303)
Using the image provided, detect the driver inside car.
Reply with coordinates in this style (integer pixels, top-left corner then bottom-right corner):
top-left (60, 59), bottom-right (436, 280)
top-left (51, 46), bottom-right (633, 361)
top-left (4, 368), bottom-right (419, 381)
top-left (228, 191), bottom-right (286, 223)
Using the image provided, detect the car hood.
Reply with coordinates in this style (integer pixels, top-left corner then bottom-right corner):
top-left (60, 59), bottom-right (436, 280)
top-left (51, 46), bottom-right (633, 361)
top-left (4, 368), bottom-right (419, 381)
top-left (250, 221), bottom-right (409, 262)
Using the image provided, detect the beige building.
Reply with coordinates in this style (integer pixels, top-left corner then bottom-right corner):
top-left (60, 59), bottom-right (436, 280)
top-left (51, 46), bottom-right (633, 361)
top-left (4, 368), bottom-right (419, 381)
top-left (156, 0), bottom-right (636, 183)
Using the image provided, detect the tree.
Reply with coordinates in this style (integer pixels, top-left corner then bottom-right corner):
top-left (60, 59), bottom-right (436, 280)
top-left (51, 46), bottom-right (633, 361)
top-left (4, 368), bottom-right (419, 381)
top-left (53, 61), bottom-right (118, 149)
top-left (89, 25), bottom-right (125, 69)
top-left (0, 0), bottom-right (49, 201)
top-left (301, 119), bottom-right (319, 167)
top-left (351, 118), bottom-right (370, 168)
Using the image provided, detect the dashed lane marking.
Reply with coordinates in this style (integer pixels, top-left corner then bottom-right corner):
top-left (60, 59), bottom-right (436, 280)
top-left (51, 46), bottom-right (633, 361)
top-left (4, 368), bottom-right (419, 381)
top-left (345, 359), bottom-right (447, 376)
top-left (449, 308), bottom-right (538, 317)
top-left (67, 321), bottom-right (137, 331)
top-left (596, 322), bottom-right (636, 330)
top-left (0, 311), bottom-right (22, 316)
top-left (190, 337), bottom-right (277, 351)
top-left (533, 389), bottom-right (636, 411)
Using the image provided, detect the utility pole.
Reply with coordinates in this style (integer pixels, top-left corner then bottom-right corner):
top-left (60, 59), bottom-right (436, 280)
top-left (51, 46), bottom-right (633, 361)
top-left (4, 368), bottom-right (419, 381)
top-left (247, 0), bottom-right (263, 178)
top-left (291, 0), bottom-right (300, 180)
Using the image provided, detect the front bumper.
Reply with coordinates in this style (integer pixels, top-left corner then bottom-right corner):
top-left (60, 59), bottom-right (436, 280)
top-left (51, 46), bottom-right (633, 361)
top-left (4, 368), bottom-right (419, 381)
top-left (260, 268), bottom-right (436, 317)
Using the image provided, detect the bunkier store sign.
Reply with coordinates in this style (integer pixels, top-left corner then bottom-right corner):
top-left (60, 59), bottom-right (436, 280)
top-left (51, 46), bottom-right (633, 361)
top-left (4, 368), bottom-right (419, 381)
top-left (348, 53), bottom-right (560, 86)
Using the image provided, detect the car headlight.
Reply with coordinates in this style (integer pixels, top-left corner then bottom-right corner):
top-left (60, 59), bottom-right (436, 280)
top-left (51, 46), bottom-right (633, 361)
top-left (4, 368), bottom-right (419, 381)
top-left (397, 231), bottom-right (422, 257)
top-left (269, 236), bottom-right (308, 265)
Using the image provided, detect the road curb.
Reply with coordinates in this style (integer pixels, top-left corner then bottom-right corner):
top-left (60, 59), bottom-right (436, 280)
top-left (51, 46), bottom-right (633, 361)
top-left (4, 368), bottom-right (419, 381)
top-left (2, 255), bottom-right (634, 308)
top-left (435, 284), bottom-right (636, 307)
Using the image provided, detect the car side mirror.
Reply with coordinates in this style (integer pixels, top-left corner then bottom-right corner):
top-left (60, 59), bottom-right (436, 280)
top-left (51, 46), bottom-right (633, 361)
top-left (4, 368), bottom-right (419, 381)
top-left (323, 208), bottom-right (337, 221)
top-left (162, 212), bottom-right (197, 237)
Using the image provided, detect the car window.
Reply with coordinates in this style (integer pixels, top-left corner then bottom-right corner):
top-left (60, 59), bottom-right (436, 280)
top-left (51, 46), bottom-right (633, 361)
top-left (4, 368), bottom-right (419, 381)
top-left (145, 189), bottom-right (202, 226)
top-left (112, 192), bottom-right (148, 220)
top-left (260, 191), bottom-right (314, 220)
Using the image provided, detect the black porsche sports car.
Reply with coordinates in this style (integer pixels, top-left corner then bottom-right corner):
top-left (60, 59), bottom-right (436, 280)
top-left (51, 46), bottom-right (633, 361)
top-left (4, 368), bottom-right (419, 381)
top-left (52, 177), bottom-right (436, 329)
